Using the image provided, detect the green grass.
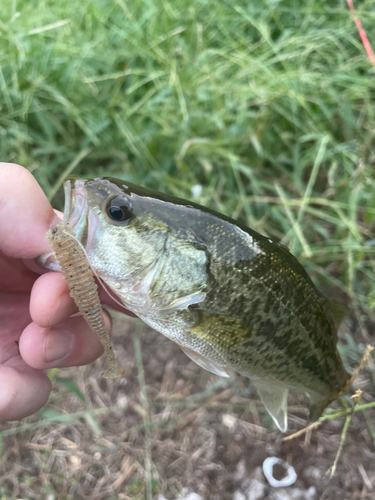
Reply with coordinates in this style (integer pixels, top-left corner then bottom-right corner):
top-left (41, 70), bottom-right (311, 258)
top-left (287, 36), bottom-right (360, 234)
top-left (1, 0), bottom-right (374, 316)
top-left (1, 0), bottom-right (375, 494)
top-left (2, 0), bottom-right (375, 396)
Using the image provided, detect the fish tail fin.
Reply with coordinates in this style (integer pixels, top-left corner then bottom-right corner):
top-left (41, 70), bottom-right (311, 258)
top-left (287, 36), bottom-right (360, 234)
top-left (309, 366), bottom-right (352, 422)
top-left (309, 396), bottom-right (329, 422)
top-left (335, 367), bottom-right (352, 392)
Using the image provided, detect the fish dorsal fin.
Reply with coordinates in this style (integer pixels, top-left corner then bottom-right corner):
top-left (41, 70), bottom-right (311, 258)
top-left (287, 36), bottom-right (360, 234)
top-left (179, 345), bottom-right (231, 378)
top-left (326, 298), bottom-right (349, 331)
top-left (252, 380), bottom-right (289, 432)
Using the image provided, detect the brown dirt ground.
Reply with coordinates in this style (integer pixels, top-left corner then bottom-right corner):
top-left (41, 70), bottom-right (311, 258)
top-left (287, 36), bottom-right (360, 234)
top-left (1, 315), bottom-right (374, 500)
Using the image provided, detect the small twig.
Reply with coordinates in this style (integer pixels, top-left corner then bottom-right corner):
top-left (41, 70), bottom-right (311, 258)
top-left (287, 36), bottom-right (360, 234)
top-left (337, 345), bottom-right (374, 397)
top-left (283, 420), bottom-right (322, 441)
top-left (327, 389), bottom-right (362, 478)
top-left (346, 0), bottom-right (375, 70)
top-left (328, 414), bottom-right (352, 478)
top-left (358, 463), bottom-right (373, 491)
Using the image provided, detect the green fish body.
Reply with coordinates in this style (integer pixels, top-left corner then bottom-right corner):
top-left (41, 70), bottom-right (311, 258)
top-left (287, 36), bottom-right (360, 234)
top-left (46, 177), bottom-right (350, 431)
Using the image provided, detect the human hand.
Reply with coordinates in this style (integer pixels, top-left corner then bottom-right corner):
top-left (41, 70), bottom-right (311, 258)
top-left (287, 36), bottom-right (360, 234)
top-left (0, 163), bottom-right (115, 421)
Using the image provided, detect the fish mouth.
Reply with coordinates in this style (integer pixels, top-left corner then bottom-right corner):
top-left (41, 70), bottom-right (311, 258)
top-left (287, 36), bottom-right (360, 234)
top-left (36, 179), bottom-right (91, 271)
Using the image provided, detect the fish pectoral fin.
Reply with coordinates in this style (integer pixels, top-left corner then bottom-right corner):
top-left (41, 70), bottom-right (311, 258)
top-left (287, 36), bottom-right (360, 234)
top-left (179, 345), bottom-right (231, 378)
top-left (158, 292), bottom-right (206, 313)
top-left (253, 381), bottom-right (288, 432)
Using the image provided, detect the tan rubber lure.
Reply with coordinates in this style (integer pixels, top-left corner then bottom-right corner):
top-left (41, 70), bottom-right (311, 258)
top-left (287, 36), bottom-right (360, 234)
top-left (46, 221), bottom-right (125, 379)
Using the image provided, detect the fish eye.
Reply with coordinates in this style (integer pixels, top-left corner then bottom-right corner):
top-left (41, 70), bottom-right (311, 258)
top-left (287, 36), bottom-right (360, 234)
top-left (106, 196), bottom-right (133, 222)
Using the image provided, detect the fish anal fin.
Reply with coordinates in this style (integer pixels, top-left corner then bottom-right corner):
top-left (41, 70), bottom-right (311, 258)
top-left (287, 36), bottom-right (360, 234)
top-left (253, 380), bottom-right (288, 432)
top-left (179, 345), bottom-right (230, 378)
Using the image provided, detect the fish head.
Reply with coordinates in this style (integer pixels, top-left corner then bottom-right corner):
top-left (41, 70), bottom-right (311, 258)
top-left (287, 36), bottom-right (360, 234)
top-left (49, 177), bottom-right (209, 312)
top-left (64, 177), bottom-right (169, 280)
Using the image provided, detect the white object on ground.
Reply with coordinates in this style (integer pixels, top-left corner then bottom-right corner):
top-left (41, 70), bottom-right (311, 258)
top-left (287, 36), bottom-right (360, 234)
top-left (262, 457), bottom-right (297, 488)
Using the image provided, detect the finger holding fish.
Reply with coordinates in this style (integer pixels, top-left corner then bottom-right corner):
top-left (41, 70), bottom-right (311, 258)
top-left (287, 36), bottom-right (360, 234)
top-left (0, 163), bottom-right (60, 261)
top-left (0, 361), bottom-right (52, 421)
top-left (19, 312), bottom-right (112, 370)
top-left (1, 164), bottom-right (116, 371)
top-left (30, 272), bottom-right (78, 327)
top-left (44, 222), bottom-right (125, 378)
top-left (31, 264), bottom-right (135, 328)
top-left (0, 163), bottom-right (109, 421)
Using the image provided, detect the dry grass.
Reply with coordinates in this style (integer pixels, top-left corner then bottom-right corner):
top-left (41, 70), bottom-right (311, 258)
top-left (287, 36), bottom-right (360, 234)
top-left (1, 317), bottom-right (374, 499)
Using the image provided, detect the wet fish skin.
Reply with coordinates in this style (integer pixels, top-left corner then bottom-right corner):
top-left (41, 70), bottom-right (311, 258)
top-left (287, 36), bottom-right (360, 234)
top-left (54, 177), bottom-right (350, 430)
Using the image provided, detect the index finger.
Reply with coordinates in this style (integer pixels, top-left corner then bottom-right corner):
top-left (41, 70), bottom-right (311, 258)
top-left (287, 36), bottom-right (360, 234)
top-left (0, 163), bottom-right (60, 259)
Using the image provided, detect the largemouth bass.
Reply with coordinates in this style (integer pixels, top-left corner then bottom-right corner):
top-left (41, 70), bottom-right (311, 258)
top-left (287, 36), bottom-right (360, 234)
top-left (41, 177), bottom-right (350, 431)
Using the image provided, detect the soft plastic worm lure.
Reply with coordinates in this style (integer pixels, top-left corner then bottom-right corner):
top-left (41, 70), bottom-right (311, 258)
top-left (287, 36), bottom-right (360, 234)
top-left (46, 222), bottom-right (125, 379)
